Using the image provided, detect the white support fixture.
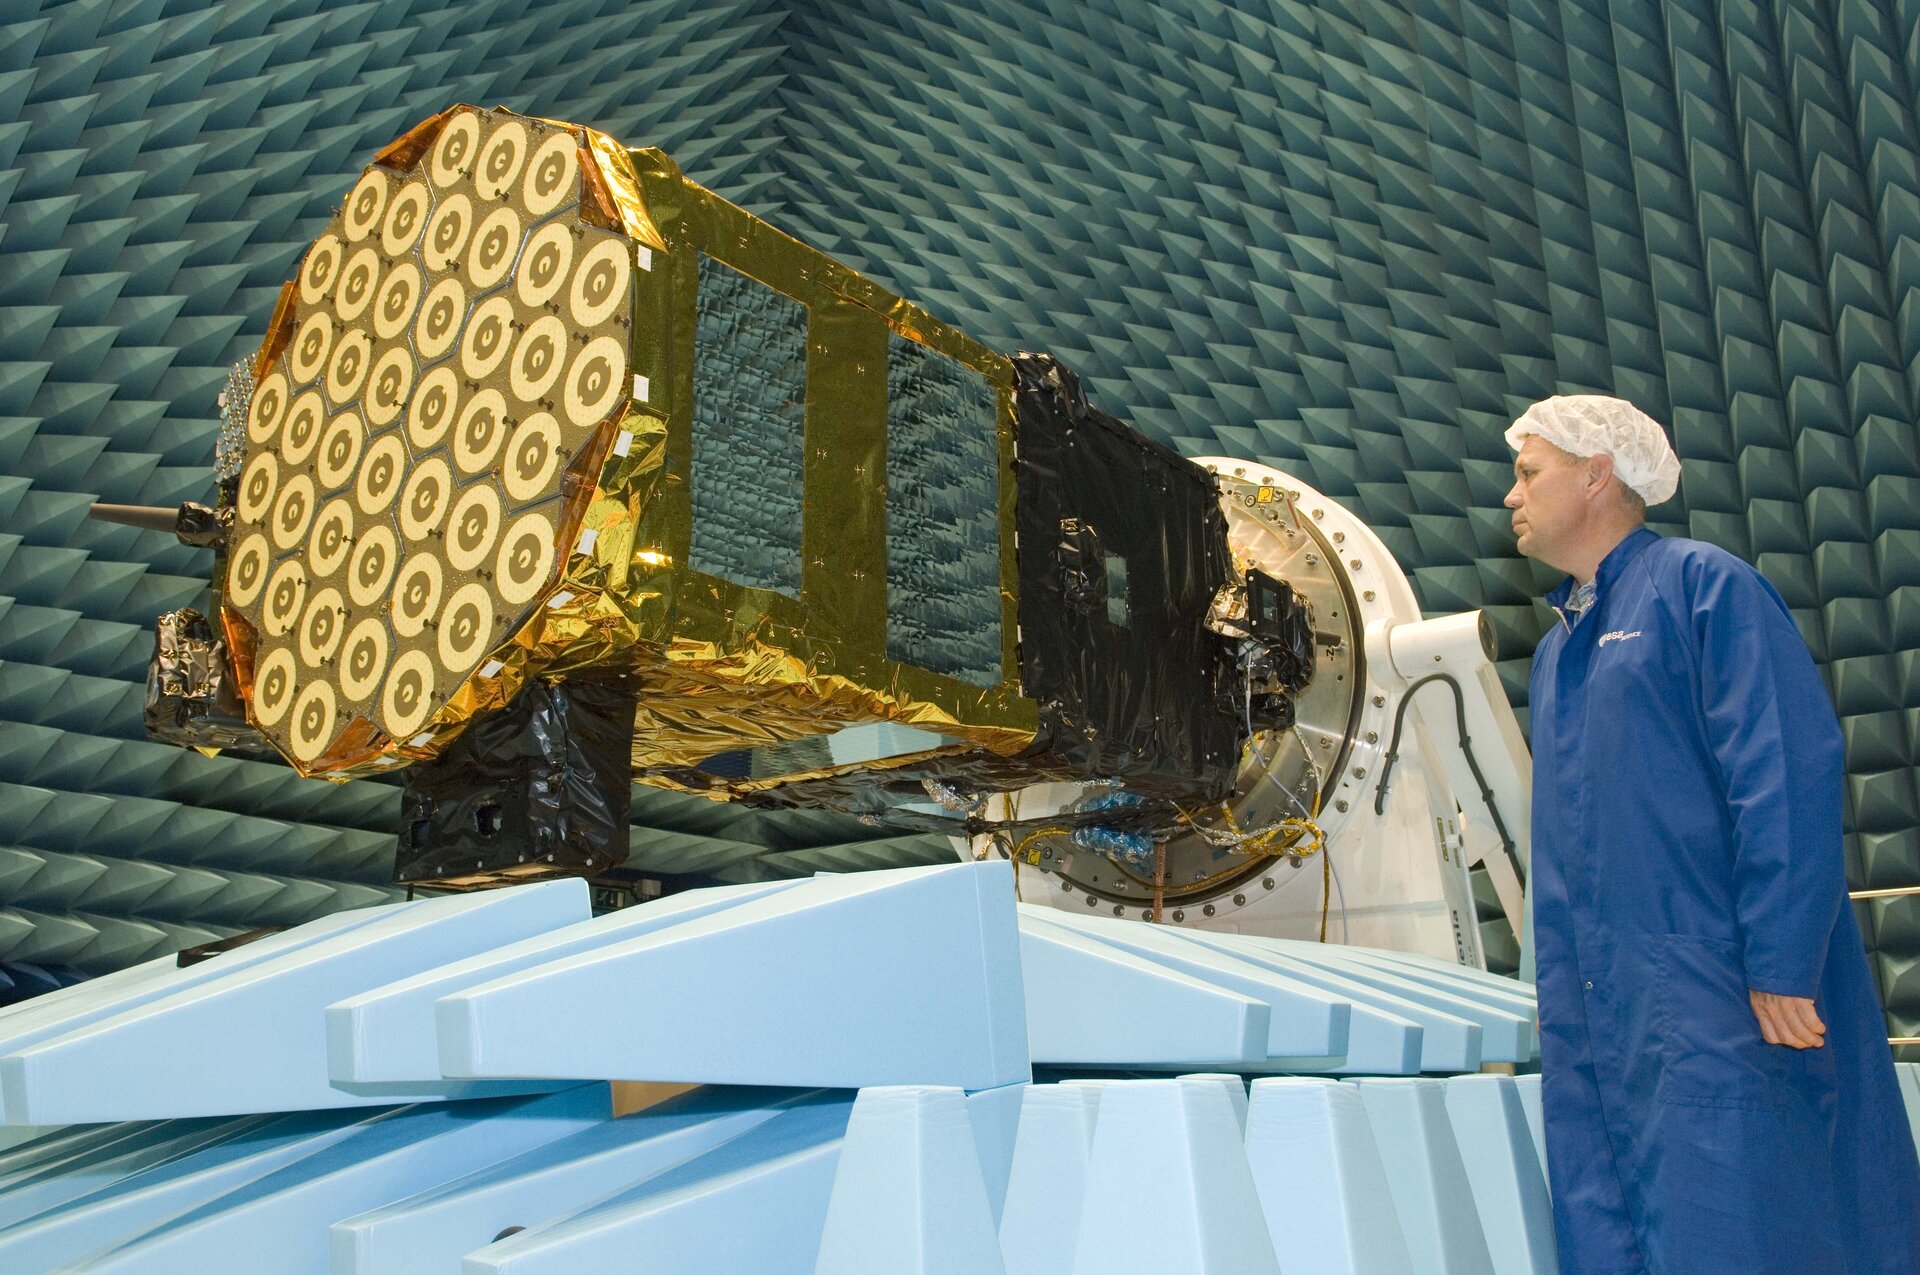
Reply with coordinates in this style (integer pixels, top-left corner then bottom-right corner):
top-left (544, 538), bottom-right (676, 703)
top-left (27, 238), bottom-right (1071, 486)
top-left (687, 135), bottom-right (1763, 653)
top-left (1368, 609), bottom-right (1534, 975)
top-left (992, 462), bottom-right (1533, 976)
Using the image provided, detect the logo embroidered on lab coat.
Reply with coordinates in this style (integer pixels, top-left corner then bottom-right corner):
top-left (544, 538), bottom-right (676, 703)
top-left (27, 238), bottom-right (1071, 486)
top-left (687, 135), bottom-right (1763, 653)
top-left (1598, 630), bottom-right (1643, 646)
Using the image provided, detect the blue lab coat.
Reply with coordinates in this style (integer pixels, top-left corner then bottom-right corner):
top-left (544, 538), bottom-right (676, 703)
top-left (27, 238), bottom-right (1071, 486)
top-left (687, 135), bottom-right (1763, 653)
top-left (1528, 527), bottom-right (1920, 1274)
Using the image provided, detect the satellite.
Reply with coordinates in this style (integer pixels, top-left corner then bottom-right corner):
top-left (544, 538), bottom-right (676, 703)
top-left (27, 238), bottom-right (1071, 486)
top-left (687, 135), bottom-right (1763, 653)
top-left (104, 106), bottom-right (1529, 967)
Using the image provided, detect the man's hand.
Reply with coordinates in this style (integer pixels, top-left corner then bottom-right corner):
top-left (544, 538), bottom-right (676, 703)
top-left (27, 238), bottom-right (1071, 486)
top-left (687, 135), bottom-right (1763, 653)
top-left (1749, 990), bottom-right (1826, 1049)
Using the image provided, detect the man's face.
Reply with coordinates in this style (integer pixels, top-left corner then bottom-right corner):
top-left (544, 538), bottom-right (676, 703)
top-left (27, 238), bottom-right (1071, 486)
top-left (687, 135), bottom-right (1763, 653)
top-left (1504, 435), bottom-right (1589, 569)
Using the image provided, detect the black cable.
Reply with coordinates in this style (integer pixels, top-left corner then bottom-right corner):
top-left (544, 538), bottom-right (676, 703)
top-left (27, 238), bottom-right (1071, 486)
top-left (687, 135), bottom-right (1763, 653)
top-left (1371, 673), bottom-right (1526, 888)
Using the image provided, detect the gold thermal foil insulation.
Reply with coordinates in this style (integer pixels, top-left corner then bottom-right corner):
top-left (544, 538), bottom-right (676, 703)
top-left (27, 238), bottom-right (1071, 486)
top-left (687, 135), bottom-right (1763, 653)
top-left (228, 102), bottom-right (1044, 784)
top-left (225, 104), bottom-right (641, 775)
top-left (596, 146), bottom-right (1035, 792)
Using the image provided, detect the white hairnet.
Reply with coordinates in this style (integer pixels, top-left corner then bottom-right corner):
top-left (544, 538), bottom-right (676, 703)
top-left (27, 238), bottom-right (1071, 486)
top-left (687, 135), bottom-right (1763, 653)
top-left (1504, 394), bottom-right (1681, 505)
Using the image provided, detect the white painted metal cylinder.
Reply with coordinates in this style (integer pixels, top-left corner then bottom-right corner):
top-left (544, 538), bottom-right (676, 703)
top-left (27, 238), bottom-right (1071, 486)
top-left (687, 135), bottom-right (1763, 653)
top-left (1384, 611), bottom-right (1496, 682)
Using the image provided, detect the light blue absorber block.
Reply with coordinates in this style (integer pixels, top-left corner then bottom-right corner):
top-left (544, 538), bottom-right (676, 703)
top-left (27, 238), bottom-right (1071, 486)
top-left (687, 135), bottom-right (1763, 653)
top-left (0, 1123), bottom-right (56, 1153)
top-left (326, 880), bottom-right (805, 1085)
top-left (1897, 1063), bottom-right (1920, 1163)
top-left (1441, 1076), bottom-right (1556, 1275)
top-left (1511, 1074), bottom-right (1547, 1183)
top-left (0, 881), bottom-right (592, 1124)
top-left (330, 1086), bottom-right (819, 1275)
top-left (967, 1082), bottom-right (1027, 1228)
top-left (815, 1086), bottom-right (1007, 1275)
top-left (1017, 912), bottom-right (1268, 1067)
top-left (1353, 1078), bottom-right (1497, 1274)
top-left (0, 904), bottom-right (417, 1124)
top-left (1341, 948), bottom-right (1542, 1016)
top-left (1070, 1078), bottom-right (1281, 1275)
top-left (1179, 1073), bottom-right (1249, 1132)
top-left (1225, 937), bottom-right (1486, 1072)
top-left (0, 1122), bottom-right (264, 1197)
top-left (1026, 906), bottom-right (1351, 1057)
top-left (1174, 931), bottom-right (1429, 1074)
top-left (0, 1109), bottom-right (401, 1273)
top-left (999, 1083), bottom-right (1101, 1275)
top-left (437, 862), bottom-right (1029, 1091)
top-left (1277, 944), bottom-right (1535, 1063)
top-left (57, 1086), bottom-right (611, 1275)
top-left (0, 1115), bottom-right (269, 1231)
top-left (1358, 947), bottom-right (1545, 1001)
top-left (464, 1094), bottom-right (855, 1275)
top-left (0, 1124), bottom-right (138, 1198)
top-left (1244, 1078), bottom-right (1414, 1275)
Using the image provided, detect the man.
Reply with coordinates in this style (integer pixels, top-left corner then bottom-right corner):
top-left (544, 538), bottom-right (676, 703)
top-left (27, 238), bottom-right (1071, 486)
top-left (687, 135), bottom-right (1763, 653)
top-left (1506, 394), bottom-right (1920, 1274)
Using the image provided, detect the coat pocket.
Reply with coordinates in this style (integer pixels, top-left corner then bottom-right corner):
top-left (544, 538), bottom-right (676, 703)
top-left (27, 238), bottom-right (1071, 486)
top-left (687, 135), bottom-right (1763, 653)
top-left (1653, 933), bottom-right (1830, 1109)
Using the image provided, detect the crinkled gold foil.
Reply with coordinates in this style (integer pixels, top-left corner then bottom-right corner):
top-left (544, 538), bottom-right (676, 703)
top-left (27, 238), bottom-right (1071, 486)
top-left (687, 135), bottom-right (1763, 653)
top-left (371, 107), bottom-right (453, 173)
top-left (584, 130), bottom-right (666, 251)
top-left (250, 279), bottom-right (297, 383)
top-left (600, 143), bottom-right (1036, 797)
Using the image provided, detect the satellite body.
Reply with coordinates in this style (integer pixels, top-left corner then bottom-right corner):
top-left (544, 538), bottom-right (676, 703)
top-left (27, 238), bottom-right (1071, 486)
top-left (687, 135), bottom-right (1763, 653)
top-left (124, 105), bottom-right (1528, 966)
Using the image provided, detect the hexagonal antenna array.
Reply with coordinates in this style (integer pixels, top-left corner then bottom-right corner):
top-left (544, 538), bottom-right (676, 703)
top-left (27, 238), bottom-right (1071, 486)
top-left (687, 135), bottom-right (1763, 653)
top-left (227, 107), bottom-right (637, 774)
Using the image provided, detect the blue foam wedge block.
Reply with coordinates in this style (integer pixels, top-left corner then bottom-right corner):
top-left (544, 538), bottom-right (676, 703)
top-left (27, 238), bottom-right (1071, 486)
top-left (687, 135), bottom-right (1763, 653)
top-left (330, 1086), bottom-right (817, 1274)
top-left (814, 1086), bottom-right (1007, 1274)
top-left (0, 1123), bottom-right (57, 1153)
top-left (326, 880), bottom-right (805, 1085)
top-left (1070, 1078), bottom-right (1281, 1275)
top-left (1352, 1078), bottom-right (1497, 1274)
top-left (0, 1115), bottom-right (268, 1230)
top-left (1441, 1076), bottom-right (1556, 1275)
top-left (437, 862), bottom-right (1028, 1091)
top-left (0, 1124), bottom-right (165, 1197)
top-left (57, 1087), bottom-right (611, 1274)
top-left (0, 1109), bottom-right (399, 1273)
top-left (1349, 948), bottom-right (1543, 1008)
top-left (1331, 949), bottom-right (1539, 1038)
top-left (0, 1122), bottom-right (184, 1193)
top-left (69, 1087), bottom-right (608, 1274)
top-left (1275, 945), bottom-right (1535, 1062)
top-left (1179, 1074), bottom-right (1248, 1132)
top-left (1233, 939), bottom-right (1495, 1069)
top-left (463, 1095), bottom-right (855, 1275)
top-left (0, 905), bottom-right (413, 1122)
top-left (1181, 932), bottom-right (1472, 1073)
top-left (1017, 913), bottom-right (1268, 1067)
top-left (1244, 1078), bottom-right (1415, 1275)
top-left (1511, 1074), bottom-right (1547, 1183)
top-left (1898, 1063), bottom-right (1920, 1161)
top-left (999, 1083), bottom-right (1101, 1275)
top-left (1169, 931), bottom-right (1426, 1074)
top-left (1025, 906), bottom-right (1351, 1057)
top-left (0, 882), bottom-right (591, 1123)
top-left (966, 1082), bottom-right (1026, 1229)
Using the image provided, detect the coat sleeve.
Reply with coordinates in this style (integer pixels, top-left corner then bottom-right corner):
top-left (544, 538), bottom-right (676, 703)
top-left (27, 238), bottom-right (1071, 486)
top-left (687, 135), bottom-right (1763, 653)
top-left (1682, 551), bottom-right (1846, 1000)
